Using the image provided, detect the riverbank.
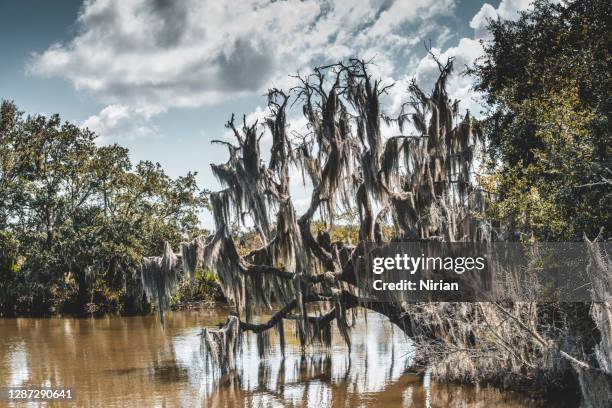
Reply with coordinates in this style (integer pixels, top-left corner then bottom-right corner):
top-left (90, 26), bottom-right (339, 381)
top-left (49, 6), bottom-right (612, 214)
top-left (0, 271), bottom-right (224, 318)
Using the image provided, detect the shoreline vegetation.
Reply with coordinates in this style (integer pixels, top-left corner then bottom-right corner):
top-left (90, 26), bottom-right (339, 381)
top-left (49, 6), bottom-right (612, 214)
top-left (0, 265), bottom-right (225, 318)
top-left (1, 1), bottom-right (610, 407)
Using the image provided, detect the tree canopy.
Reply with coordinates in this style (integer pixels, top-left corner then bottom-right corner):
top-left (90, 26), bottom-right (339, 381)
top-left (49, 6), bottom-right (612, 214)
top-left (0, 101), bottom-right (208, 315)
top-left (470, 0), bottom-right (611, 241)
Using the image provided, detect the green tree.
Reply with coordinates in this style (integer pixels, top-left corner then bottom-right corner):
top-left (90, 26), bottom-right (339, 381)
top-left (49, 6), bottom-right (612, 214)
top-left (470, 0), bottom-right (611, 241)
top-left (0, 100), bottom-right (208, 315)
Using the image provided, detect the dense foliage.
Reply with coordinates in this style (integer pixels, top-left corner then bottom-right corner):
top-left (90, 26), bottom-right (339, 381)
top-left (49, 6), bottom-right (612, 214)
top-left (470, 0), bottom-right (611, 241)
top-left (0, 101), bottom-right (209, 316)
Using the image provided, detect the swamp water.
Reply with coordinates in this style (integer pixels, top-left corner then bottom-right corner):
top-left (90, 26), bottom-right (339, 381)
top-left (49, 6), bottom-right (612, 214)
top-left (0, 308), bottom-right (556, 407)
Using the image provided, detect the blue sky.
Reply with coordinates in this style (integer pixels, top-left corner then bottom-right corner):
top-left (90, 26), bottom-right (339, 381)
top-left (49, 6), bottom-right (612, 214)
top-left (2, 0), bottom-right (541, 226)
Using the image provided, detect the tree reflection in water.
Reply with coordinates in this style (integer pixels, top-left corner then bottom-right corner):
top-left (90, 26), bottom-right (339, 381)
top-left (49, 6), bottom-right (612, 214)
top-left (0, 309), bottom-right (548, 407)
top-left (178, 311), bottom-right (544, 408)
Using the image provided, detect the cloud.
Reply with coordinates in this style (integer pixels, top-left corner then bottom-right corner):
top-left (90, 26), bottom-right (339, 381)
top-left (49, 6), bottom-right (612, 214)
top-left (413, 0), bottom-right (554, 117)
top-left (494, 0), bottom-right (535, 20)
top-left (469, 3), bottom-right (498, 38)
top-left (28, 0), bottom-right (456, 116)
top-left (470, 0), bottom-right (562, 38)
top-left (82, 104), bottom-right (159, 145)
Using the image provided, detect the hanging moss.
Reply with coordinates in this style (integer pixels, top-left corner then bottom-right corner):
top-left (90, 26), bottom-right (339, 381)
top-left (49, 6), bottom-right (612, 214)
top-left (200, 315), bottom-right (241, 375)
top-left (180, 236), bottom-right (204, 279)
top-left (140, 241), bottom-right (179, 327)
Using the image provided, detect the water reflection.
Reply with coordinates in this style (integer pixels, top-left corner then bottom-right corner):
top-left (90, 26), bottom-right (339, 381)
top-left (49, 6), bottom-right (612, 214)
top-left (0, 308), bottom-right (545, 407)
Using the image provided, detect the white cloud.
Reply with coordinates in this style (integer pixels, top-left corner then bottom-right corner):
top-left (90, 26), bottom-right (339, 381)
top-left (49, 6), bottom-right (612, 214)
top-left (413, 0), bottom-right (552, 117)
top-left (470, 0), bottom-right (562, 38)
top-left (28, 0), bottom-right (456, 117)
top-left (495, 0), bottom-right (534, 20)
top-left (469, 3), bottom-right (498, 38)
top-left (82, 104), bottom-right (159, 145)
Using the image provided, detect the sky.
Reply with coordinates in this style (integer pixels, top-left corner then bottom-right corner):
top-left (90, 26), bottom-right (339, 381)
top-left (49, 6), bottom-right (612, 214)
top-left (0, 0), bottom-right (539, 227)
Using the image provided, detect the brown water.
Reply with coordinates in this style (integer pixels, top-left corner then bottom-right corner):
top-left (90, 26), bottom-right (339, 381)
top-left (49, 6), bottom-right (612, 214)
top-left (0, 308), bottom-right (547, 407)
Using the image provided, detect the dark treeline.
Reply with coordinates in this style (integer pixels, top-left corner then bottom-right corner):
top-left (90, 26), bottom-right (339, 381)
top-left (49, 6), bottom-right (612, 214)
top-left (0, 103), bottom-right (210, 316)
